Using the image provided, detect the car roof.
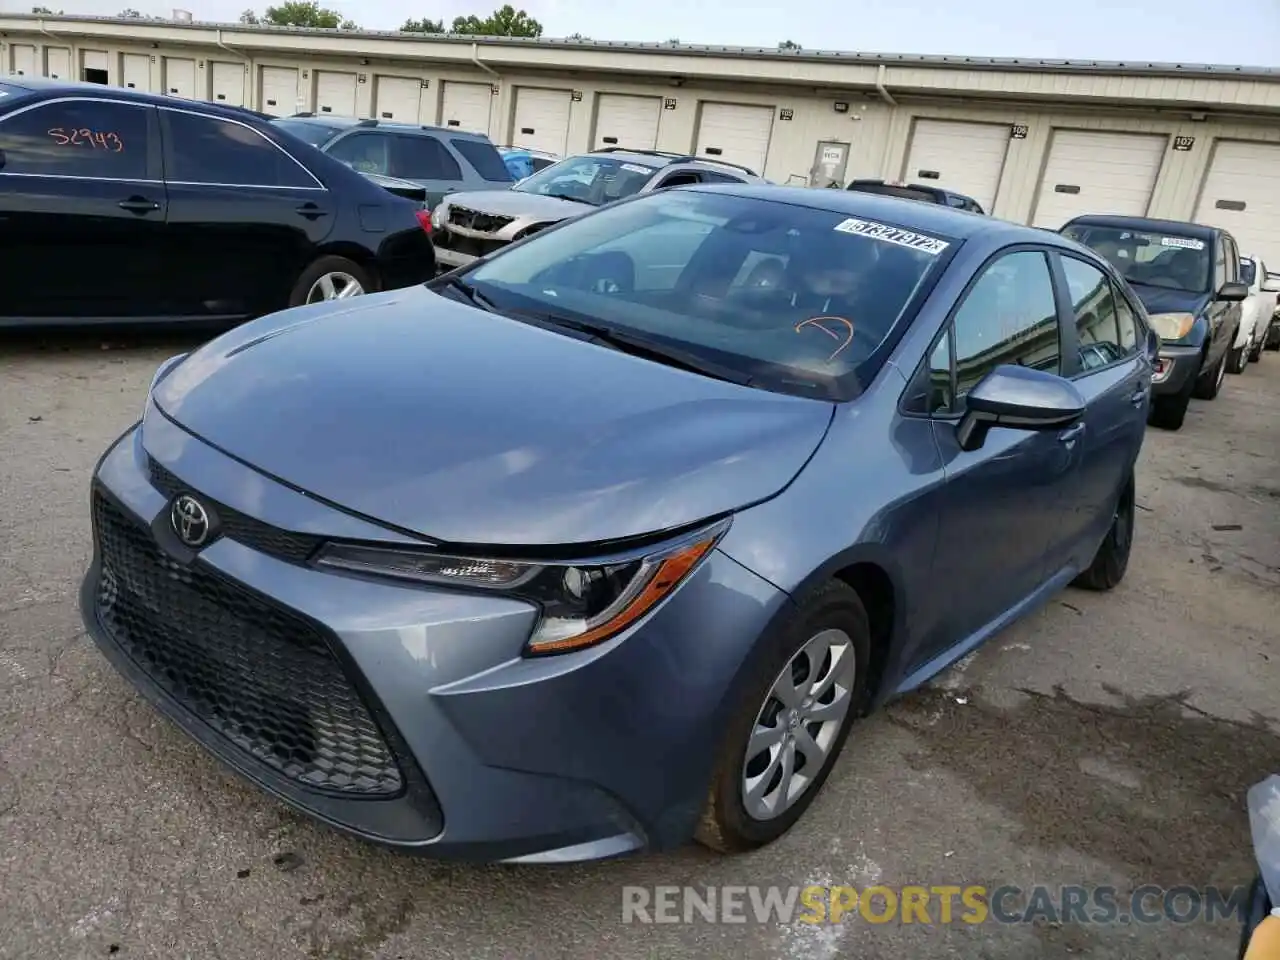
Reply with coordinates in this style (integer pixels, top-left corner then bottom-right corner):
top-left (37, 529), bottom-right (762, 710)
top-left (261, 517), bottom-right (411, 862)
top-left (692, 183), bottom-right (1044, 242)
top-left (585, 147), bottom-right (764, 178)
top-left (278, 113), bottom-right (493, 140)
top-left (0, 76), bottom-right (278, 125)
top-left (848, 179), bottom-right (981, 205)
top-left (1062, 213), bottom-right (1222, 240)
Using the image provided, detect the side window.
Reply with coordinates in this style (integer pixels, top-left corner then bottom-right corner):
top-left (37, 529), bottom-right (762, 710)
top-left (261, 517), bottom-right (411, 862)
top-left (392, 134), bottom-right (463, 181)
top-left (1213, 238), bottom-right (1227, 291)
top-left (1061, 256), bottom-right (1124, 370)
top-left (325, 132), bottom-right (391, 176)
top-left (926, 333), bottom-right (953, 413)
top-left (1225, 237), bottom-right (1240, 283)
top-left (953, 251), bottom-right (1061, 398)
top-left (1111, 282), bottom-right (1140, 354)
top-left (654, 171), bottom-right (701, 189)
top-left (165, 110), bottom-right (315, 188)
top-left (697, 170), bottom-right (746, 184)
top-left (0, 99), bottom-right (149, 179)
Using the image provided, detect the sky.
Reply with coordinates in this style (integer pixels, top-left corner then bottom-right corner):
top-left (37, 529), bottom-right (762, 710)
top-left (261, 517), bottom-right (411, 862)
top-left (3, 0), bottom-right (1278, 66)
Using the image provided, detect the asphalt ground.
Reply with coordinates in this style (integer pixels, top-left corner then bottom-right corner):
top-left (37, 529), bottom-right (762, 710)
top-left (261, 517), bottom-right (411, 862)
top-left (2, 324), bottom-right (1278, 960)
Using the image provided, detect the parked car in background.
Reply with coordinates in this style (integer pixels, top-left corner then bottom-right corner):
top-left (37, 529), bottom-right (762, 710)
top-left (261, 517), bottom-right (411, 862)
top-left (845, 179), bottom-right (986, 214)
top-left (0, 77), bottom-right (436, 326)
top-left (1267, 270), bottom-right (1280, 351)
top-left (430, 148), bottom-right (767, 271)
top-left (1232, 255), bottom-right (1278, 369)
top-left (271, 114), bottom-right (514, 207)
top-left (1060, 215), bottom-right (1246, 431)
top-left (498, 145), bottom-right (560, 179)
top-left (83, 185), bottom-right (1152, 862)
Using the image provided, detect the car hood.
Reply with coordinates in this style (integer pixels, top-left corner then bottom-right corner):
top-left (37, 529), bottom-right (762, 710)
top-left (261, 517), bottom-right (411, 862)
top-left (443, 189), bottom-right (592, 222)
top-left (151, 287), bottom-right (834, 547)
top-left (1128, 282), bottom-right (1211, 318)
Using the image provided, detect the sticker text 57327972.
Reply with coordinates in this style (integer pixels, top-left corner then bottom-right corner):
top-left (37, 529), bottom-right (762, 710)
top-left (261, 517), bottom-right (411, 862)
top-left (47, 127), bottom-right (125, 153)
top-left (832, 217), bottom-right (950, 255)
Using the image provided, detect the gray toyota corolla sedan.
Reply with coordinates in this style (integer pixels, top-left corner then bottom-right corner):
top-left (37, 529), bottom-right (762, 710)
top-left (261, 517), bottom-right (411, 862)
top-left (81, 185), bottom-right (1155, 863)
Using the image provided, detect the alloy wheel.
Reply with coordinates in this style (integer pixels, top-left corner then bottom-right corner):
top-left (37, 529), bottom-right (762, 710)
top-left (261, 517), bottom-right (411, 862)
top-left (306, 271), bottom-right (365, 304)
top-left (741, 628), bottom-right (857, 821)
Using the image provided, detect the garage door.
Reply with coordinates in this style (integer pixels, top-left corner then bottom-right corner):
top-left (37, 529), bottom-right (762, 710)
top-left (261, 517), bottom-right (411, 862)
top-left (1194, 140), bottom-right (1280, 266)
top-left (374, 76), bottom-right (423, 122)
top-left (260, 66), bottom-right (299, 116)
top-left (210, 61), bottom-right (245, 106)
top-left (121, 53), bottom-right (149, 91)
top-left (513, 87), bottom-right (572, 155)
top-left (315, 70), bottom-right (357, 117)
top-left (695, 102), bottom-right (773, 176)
top-left (902, 119), bottom-right (1010, 212)
top-left (1031, 130), bottom-right (1167, 229)
top-left (441, 81), bottom-right (492, 135)
top-left (163, 57), bottom-right (197, 99)
top-left (594, 94), bottom-right (661, 151)
top-left (10, 44), bottom-right (37, 77)
top-left (45, 47), bottom-right (71, 81)
top-left (81, 49), bottom-right (109, 83)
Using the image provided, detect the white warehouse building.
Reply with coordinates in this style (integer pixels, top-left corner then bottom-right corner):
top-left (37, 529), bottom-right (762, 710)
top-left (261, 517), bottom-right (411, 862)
top-left (3, 14), bottom-right (1280, 260)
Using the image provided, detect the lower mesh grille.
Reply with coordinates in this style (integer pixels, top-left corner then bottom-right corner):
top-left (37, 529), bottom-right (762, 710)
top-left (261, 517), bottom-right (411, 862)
top-left (91, 489), bottom-right (404, 797)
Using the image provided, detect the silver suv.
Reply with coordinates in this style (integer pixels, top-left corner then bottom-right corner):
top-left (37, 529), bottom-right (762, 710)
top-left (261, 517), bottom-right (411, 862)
top-left (430, 148), bottom-right (768, 270)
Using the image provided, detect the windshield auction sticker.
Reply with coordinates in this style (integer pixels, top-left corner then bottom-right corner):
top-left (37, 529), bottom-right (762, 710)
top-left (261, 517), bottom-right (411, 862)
top-left (833, 217), bottom-right (950, 255)
top-left (1160, 236), bottom-right (1206, 250)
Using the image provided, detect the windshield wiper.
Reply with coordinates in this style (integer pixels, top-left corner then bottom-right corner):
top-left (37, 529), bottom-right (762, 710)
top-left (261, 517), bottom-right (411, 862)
top-left (512, 310), bottom-right (754, 386)
top-left (543, 191), bottom-right (596, 206)
top-left (435, 275), bottom-right (500, 312)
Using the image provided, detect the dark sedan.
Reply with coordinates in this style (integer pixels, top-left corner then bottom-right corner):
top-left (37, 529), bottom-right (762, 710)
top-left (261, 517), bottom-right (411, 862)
top-left (0, 78), bottom-right (435, 326)
top-left (1060, 215), bottom-right (1247, 431)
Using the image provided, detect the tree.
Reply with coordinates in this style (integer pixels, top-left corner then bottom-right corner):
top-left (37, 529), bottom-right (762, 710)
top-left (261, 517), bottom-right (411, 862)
top-left (450, 5), bottom-right (541, 37)
top-left (401, 16), bottom-right (444, 32)
top-left (566, 32), bottom-right (590, 40)
top-left (259, 1), bottom-right (346, 28)
top-left (31, 5), bottom-right (63, 12)
top-left (118, 7), bottom-right (143, 16)
top-left (239, 7), bottom-right (259, 21)
top-left (778, 39), bottom-right (801, 51)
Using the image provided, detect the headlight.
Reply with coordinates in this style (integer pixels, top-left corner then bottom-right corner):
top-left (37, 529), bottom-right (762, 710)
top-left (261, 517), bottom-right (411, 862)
top-left (1148, 312), bottom-right (1196, 342)
top-left (313, 518), bottom-right (730, 655)
top-left (431, 202), bottom-right (447, 231)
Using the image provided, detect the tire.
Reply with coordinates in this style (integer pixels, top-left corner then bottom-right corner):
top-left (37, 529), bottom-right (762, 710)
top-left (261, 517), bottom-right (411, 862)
top-left (1192, 347), bottom-right (1226, 400)
top-left (288, 256), bottom-right (375, 308)
top-left (1249, 338), bottom-right (1264, 363)
top-left (1228, 343), bottom-right (1248, 374)
top-left (695, 580), bottom-right (871, 854)
top-left (1148, 356), bottom-right (1199, 431)
top-left (1071, 475), bottom-right (1135, 592)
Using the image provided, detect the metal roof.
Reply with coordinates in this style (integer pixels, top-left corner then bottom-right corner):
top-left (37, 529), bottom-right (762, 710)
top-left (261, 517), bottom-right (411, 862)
top-left (8, 13), bottom-right (1280, 81)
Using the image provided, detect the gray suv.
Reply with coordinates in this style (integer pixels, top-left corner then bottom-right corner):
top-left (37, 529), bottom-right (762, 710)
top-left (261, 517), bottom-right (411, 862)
top-left (430, 148), bottom-right (768, 270)
top-left (271, 115), bottom-right (514, 207)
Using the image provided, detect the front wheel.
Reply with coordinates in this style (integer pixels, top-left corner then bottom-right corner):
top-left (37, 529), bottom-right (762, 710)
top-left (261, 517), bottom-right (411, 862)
top-left (1228, 342), bottom-right (1249, 374)
top-left (695, 580), bottom-right (870, 854)
top-left (288, 256), bottom-right (375, 308)
top-left (1072, 476), bottom-right (1135, 591)
top-left (1192, 347), bottom-right (1227, 400)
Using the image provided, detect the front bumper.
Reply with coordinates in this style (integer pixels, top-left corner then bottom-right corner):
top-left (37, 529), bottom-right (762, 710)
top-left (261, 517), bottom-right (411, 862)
top-left (80, 412), bottom-right (785, 861)
top-left (1150, 343), bottom-right (1201, 396)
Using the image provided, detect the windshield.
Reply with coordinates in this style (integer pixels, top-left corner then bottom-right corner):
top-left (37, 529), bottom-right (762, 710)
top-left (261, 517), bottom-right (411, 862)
top-left (270, 119), bottom-right (343, 147)
top-left (463, 190), bottom-right (955, 398)
top-left (1061, 224), bottom-right (1212, 294)
top-left (512, 155), bottom-right (659, 206)
top-left (1240, 258), bottom-right (1257, 286)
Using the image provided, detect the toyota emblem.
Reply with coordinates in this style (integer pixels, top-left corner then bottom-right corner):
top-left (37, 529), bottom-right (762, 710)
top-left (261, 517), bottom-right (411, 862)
top-left (170, 494), bottom-right (211, 547)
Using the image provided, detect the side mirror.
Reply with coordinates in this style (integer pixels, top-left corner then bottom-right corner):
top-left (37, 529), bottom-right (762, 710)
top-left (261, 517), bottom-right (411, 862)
top-left (1217, 281), bottom-right (1250, 302)
top-left (1262, 276), bottom-right (1280, 294)
top-left (956, 364), bottom-right (1086, 453)
top-left (1145, 327), bottom-right (1161, 363)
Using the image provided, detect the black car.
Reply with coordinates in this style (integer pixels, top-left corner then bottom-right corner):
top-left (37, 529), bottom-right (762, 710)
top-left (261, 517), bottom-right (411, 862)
top-left (1060, 214), bottom-right (1247, 431)
top-left (846, 178), bottom-right (986, 214)
top-left (270, 114), bottom-right (514, 207)
top-left (0, 78), bottom-right (436, 326)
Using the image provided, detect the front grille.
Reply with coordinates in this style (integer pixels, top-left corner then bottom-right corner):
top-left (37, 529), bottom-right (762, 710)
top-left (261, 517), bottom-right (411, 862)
top-left (92, 490), bottom-right (404, 797)
top-left (447, 205), bottom-right (515, 234)
top-left (148, 458), bottom-right (322, 565)
top-left (435, 231), bottom-right (508, 258)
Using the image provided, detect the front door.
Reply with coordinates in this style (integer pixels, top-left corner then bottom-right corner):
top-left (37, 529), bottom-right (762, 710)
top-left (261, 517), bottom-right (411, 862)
top-left (158, 105), bottom-right (335, 318)
top-left (0, 96), bottom-right (167, 320)
top-left (926, 249), bottom-right (1082, 655)
top-left (388, 132), bottom-right (464, 208)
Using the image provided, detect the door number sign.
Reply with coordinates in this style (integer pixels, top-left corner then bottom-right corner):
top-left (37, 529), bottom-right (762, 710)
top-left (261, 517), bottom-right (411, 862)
top-left (1173, 136), bottom-right (1195, 151)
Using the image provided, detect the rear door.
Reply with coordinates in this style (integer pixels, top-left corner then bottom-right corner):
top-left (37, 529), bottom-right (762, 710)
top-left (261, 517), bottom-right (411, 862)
top-left (1050, 252), bottom-right (1148, 571)
top-left (0, 94), bottom-right (168, 320)
top-left (389, 132), bottom-right (464, 207)
top-left (159, 104), bottom-right (334, 318)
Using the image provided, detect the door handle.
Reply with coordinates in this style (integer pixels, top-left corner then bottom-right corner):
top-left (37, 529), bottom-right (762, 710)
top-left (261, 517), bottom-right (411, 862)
top-left (1057, 422), bottom-right (1086, 444)
top-left (1129, 385), bottom-right (1148, 406)
top-left (295, 203), bottom-right (329, 219)
top-left (118, 196), bottom-right (160, 214)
